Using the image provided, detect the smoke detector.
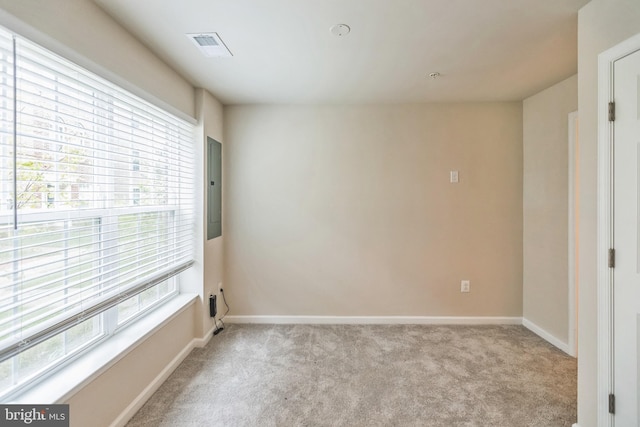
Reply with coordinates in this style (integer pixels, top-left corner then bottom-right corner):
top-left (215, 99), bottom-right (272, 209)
top-left (186, 33), bottom-right (232, 57)
top-left (330, 24), bottom-right (351, 37)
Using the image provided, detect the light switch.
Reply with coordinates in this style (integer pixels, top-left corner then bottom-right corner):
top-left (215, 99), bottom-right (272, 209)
top-left (450, 170), bottom-right (459, 183)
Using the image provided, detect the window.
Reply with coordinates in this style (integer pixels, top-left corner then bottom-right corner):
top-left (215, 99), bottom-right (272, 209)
top-left (0, 28), bottom-right (195, 398)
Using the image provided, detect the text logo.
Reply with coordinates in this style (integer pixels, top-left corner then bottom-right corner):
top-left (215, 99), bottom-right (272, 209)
top-left (1, 405), bottom-right (69, 426)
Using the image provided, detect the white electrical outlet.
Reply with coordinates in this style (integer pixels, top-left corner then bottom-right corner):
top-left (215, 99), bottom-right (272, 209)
top-left (218, 282), bottom-right (223, 293)
top-left (461, 280), bottom-right (470, 293)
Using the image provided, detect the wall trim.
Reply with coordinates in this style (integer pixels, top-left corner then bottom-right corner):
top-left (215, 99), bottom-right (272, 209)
top-left (110, 339), bottom-right (196, 427)
top-left (193, 324), bottom-right (217, 348)
top-left (110, 323), bottom-right (216, 427)
top-left (226, 315), bottom-right (522, 325)
top-left (228, 316), bottom-right (572, 354)
top-left (522, 318), bottom-right (572, 356)
top-left (568, 110), bottom-right (579, 358)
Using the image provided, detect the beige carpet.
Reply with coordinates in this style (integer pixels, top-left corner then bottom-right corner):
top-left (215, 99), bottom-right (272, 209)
top-left (126, 324), bottom-right (576, 427)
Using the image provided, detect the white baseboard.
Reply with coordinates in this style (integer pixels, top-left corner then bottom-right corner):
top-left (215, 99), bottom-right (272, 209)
top-left (226, 315), bottom-right (522, 325)
top-left (522, 318), bottom-right (572, 356)
top-left (109, 338), bottom-right (197, 427)
top-left (229, 316), bottom-right (571, 356)
top-left (110, 326), bottom-right (214, 427)
top-left (193, 324), bottom-right (217, 348)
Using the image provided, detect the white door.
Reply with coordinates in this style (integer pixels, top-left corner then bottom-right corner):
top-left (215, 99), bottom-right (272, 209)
top-left (613, 47), bottom-right (640, 426)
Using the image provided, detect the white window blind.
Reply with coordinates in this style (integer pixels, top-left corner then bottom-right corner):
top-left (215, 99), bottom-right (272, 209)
top-left (0, 30), bottom-right (195, 364)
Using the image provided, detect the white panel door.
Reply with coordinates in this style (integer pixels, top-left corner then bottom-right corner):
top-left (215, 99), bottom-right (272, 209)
top-left (614, 47), bottom-right (640, 426)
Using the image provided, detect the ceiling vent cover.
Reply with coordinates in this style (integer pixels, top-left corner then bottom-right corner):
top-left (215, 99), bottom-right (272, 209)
top-left (186, 33), bottom-right (232, 57)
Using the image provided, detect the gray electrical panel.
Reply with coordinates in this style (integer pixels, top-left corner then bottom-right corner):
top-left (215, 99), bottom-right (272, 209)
top-left (207, 137), bottom-right (222, 240)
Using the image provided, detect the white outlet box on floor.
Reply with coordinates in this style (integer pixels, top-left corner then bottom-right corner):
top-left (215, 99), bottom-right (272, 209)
top-left (461, 280), bottom-right (470, 293)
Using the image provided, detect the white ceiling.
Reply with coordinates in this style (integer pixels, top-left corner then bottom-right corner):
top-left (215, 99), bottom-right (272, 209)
top-left (93, 0), bottom-right (590, 105)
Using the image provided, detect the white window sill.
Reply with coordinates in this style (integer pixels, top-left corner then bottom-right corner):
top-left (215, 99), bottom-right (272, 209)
top-left (9, 293), bottom-right (198, 404)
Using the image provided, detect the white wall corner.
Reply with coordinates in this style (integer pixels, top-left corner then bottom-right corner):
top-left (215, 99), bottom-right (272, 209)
top-left (522, 318), bottom-right (573, 356)
top-left (193, 324), bottom-right (217, 348)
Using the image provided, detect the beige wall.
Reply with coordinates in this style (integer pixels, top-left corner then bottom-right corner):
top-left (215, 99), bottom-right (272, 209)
top-left (523, 75), bottom-right (577, 345)
top-left (578, 0), bottom-right (640, 425)
top-left (0, 0), bottom-right (195, 119)
top-left (224, 103), bottom-right (523, 317)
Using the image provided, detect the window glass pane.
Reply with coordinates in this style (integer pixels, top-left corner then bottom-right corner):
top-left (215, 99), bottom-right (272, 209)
top-left (139, 285), bottom-right (160, 310)
top-left (117, 279), bottom-right (176, 326)
top-left (0, 358), bottom-right (11, 391)
top-left (117, 295), bottom-right (138, 322)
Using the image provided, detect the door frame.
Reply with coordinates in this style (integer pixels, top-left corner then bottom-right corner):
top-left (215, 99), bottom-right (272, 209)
top-left (568, 110), bottom-right (578, 358)
top-left (597, 32), bottom-right (640, 427)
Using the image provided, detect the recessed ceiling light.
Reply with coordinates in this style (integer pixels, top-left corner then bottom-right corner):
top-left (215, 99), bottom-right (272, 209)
top-left (330, 24), bottom-right (351, 37)
top-left (186, 33), bottom-right (232, 57)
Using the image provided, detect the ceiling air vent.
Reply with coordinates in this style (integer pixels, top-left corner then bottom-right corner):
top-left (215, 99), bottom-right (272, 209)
top-left (186, 33), bottom-right (232, 57)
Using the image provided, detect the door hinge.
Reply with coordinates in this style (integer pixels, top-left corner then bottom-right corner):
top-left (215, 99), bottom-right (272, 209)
top-left (608, 248), bottom-right (615, 268)
top-left (609, 393), bottom-right (615, 414)
top-left (608, 102), bottom-right (616, 122)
